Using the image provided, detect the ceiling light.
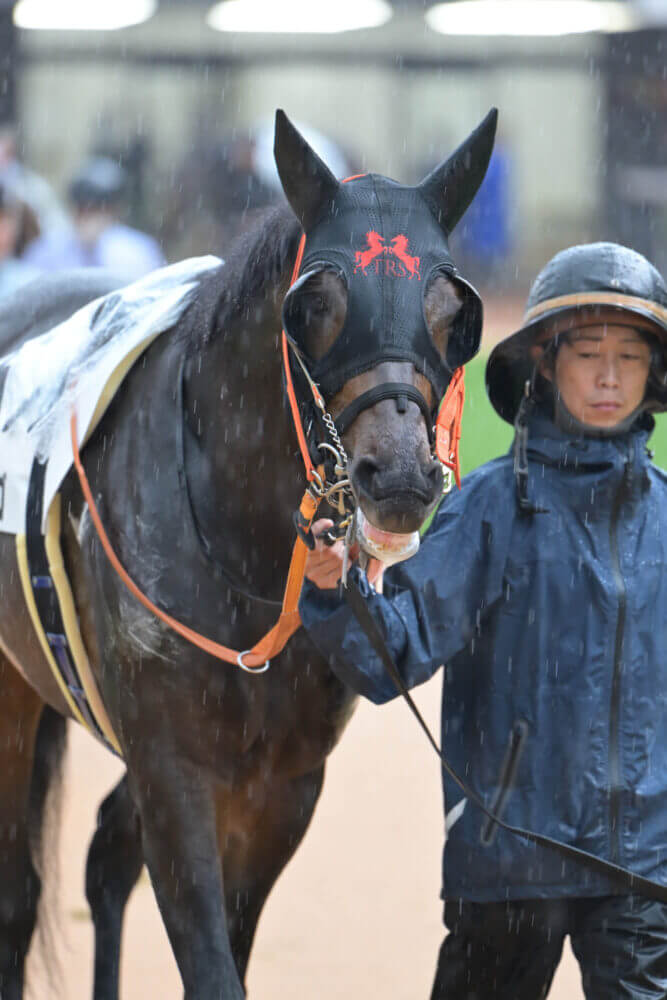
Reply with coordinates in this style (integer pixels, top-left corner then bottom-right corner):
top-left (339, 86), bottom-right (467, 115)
top-left (426, 1), bottom-right (636, 36)
top-left (14, 0), bottom-right (157, 31)
top-left (207, 0), bottom-right (393, 34)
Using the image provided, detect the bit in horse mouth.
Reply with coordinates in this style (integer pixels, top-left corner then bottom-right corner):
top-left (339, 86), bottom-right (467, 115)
top-left (355, 508), bottom-right (421, 566)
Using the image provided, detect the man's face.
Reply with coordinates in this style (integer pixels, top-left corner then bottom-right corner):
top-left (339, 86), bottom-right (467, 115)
top-left (541, 311), bottom-right (653, 428)
top-left (73, 206), bottom-right (112, 246)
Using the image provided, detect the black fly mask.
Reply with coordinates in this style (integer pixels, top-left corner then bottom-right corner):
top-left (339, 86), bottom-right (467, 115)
top-left (275, 109), bottom-right (497, 449)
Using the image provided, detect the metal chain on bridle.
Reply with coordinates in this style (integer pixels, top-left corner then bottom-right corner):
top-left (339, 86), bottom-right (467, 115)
top-left (284, 326), bottom-right (463, 593)
top-left (286, 333), bottom-right (458, 511)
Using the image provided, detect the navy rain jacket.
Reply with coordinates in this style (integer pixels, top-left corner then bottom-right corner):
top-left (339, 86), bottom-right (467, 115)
top-left (300, 411), bottom-right (667, 902)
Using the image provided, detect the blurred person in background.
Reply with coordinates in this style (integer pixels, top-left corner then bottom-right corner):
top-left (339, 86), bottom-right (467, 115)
top-left (160, 119), bottom-right (353, 259)
top-left (26, 156), bottom-right (165, 281)
top-left (451, 139), bottom-right (514, 290)
top-left (0, 183), bottom-right (40, 295)
top-left (0, 124), bottom-right (68, 239)
top-left (160, 132), bottom-right (277, 259)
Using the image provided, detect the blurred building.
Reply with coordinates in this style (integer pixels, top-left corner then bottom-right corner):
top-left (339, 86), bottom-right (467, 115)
top-left (604, 28), bottom-right (667, 276)
top-left (3, 0), bottom-right (665, 283)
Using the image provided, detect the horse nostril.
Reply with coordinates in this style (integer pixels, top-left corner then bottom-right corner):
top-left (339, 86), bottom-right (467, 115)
top-left (352, 456), bottom-right (381, 496)
top-left (426, 460), bottom-right (444, 496)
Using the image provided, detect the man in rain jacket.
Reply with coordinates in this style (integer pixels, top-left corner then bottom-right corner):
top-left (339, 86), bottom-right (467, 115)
top-left (300, 242), bottom-right (667, 998)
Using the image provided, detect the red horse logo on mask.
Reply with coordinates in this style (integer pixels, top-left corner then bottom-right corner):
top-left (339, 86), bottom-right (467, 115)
top-left (389, 234), bottom-right (421, 280)
top-left (354, 231), bottom-right (387, 273)
top-left (353, 231), bottom-right (421, 280)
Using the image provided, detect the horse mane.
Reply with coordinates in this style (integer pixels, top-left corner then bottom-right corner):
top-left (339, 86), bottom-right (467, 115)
top-left (197, 201), bottom-right (302, 346)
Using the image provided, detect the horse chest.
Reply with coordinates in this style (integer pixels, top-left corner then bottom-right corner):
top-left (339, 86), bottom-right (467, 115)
top-left (259, 644), bottom-right (358, 774)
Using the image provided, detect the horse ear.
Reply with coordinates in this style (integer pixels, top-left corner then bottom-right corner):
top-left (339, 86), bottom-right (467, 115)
top-left (274, 109), bottom-right (339, 232)
top-left (418, 108), bottom-right (499, 235)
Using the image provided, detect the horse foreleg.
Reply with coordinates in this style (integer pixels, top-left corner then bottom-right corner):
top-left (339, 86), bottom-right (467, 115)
top-left (126, 755), bottom-right (245, 1000)
top-left (86, 774), bottom-right (143, 1000)
top-left (224, 766), bottom-right (325, 986)
top-left (0, 655), bottom-right (49, 1000)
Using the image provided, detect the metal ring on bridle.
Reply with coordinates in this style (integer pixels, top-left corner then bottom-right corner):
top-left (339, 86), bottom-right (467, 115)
top-left (321, 478), bottom-right (352, 502)
top-left (308, 467), bottom-right (325, 495)
top-left (441, 467), bottom-right (454, 495)
top-left (237, 650), bottom-right (271, 673)
top-left (318, 441), bottom-right (344, 463)
top-left (317, 442), bottom-right (347, 483)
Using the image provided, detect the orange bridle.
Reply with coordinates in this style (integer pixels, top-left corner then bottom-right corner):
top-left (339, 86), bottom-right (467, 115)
top-left (70, 228), bottom-right (465, 674)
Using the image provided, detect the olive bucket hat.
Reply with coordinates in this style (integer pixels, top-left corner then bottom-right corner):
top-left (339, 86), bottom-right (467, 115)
top-left (486, 242), bottom-right (667, 424)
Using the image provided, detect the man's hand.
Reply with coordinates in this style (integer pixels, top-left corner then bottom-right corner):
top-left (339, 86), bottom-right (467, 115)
top-left (305, 518), bottom-right (384, 591)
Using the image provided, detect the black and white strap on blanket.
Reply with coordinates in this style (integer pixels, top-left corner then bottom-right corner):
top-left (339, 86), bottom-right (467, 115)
top-left (26, 460), bottom-right (119, 756)
top-left (344, 576), bottom-right (667, 902)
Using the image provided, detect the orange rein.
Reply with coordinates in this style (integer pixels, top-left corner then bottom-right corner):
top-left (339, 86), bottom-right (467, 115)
top-left (71, 413), bottom-right (320, 672)
top-left (69, 230), bottom-right (319, 674)
top-left (281, 233), bottom-right (321, 481)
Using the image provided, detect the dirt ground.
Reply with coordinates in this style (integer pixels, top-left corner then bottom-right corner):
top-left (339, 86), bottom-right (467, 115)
top-left (27, 674), bottom-right (583, 999)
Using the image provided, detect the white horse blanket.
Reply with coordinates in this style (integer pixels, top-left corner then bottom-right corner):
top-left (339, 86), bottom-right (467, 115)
top-left (0, 256), bottom-right (220, 536)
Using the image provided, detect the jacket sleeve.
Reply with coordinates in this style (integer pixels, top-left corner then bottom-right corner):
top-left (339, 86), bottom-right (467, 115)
top-left (299, 468), bottom-right (512, 704)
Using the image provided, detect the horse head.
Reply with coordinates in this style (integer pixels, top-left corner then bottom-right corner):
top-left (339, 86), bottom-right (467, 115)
top-left (274, 109), bottom-right (497, 551)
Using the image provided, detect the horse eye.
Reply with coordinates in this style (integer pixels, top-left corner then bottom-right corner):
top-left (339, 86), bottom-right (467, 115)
top-left (283, 269), bottom-right (347, 361)
top-left (425, 274), bottom-right (463, 356)
top-left (302, 294), bottom-right (329, 318)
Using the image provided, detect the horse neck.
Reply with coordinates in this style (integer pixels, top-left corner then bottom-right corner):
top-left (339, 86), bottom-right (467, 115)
top-left (183, 269), bottom-right (304, 598)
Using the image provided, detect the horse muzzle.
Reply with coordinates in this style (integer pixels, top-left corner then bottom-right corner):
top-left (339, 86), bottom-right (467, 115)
top-left (354, 508), bottom-right (421, 567)
top-left (349, 452), bottom-right (443, 531)
top-left (347, 450), bottom-right (442, 568)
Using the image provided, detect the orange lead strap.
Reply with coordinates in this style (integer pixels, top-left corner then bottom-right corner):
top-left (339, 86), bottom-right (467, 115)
top-left (70, 410), bottom-right (321, 672)
top-left (69, 231), bottom-right (322, 674)
top-left (435, 366), bottom-right (465, 489)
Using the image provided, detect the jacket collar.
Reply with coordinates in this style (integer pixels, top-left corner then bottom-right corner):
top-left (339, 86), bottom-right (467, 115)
top-left (512, 407), bottom-right (653, 516)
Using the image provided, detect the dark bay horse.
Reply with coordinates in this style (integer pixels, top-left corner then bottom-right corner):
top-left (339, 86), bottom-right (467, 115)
top-left (0, 109), bottom-right (496, 999)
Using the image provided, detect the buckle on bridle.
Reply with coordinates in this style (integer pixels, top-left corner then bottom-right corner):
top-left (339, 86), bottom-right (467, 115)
top-left (441, 466), bottom-right (454, 495)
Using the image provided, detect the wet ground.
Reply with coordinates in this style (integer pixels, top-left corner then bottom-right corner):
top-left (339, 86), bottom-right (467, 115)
top-left (28, 674), bottom-right (583, 998)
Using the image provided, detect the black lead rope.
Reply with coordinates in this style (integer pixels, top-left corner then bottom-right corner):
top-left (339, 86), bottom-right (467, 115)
top-left (344, 575), bottom-right (667, 902)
